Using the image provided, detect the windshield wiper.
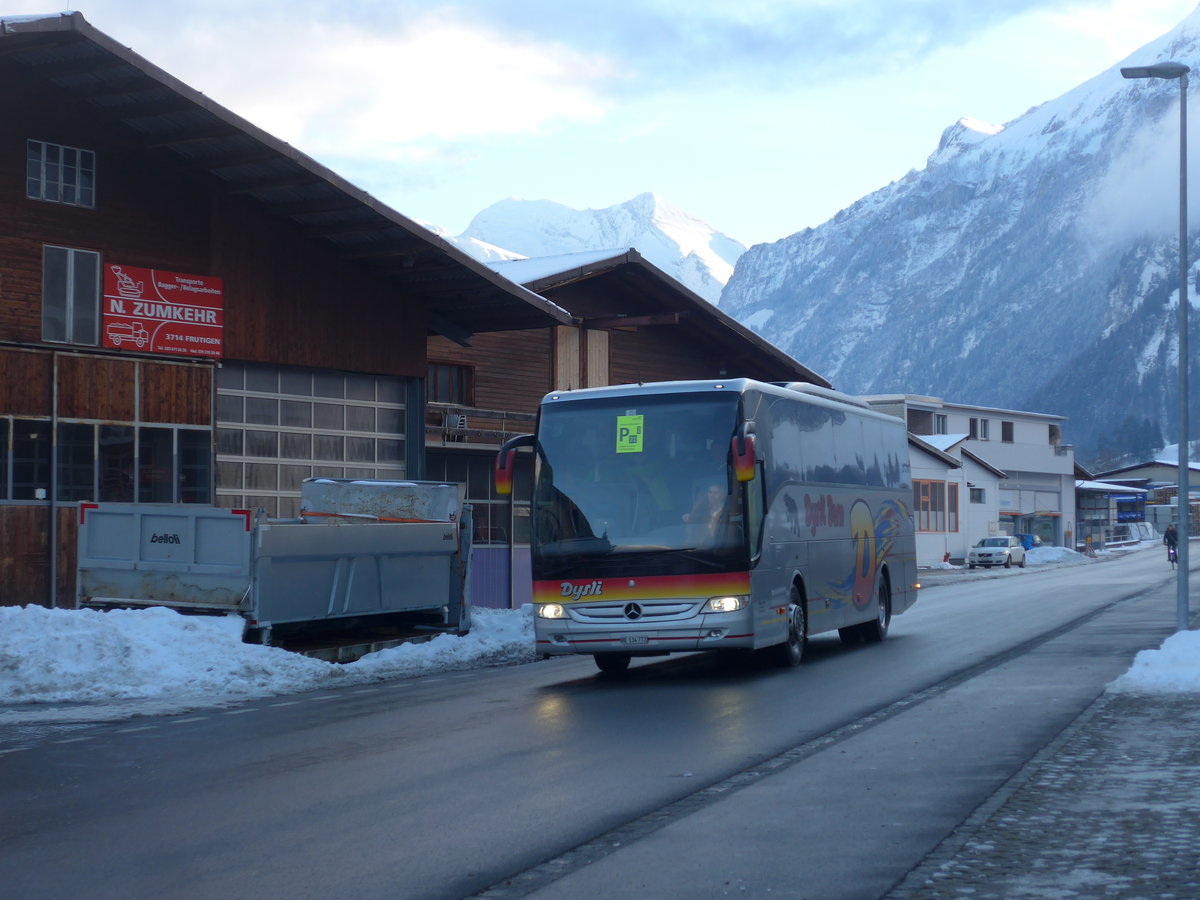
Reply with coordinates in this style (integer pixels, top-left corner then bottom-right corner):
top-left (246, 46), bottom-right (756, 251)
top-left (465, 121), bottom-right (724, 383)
top-left (538, 535), bottom-right (613, 558)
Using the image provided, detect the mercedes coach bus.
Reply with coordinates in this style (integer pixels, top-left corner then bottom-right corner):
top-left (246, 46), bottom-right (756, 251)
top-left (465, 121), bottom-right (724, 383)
top-left (495, 379), bottom-right (919, 673)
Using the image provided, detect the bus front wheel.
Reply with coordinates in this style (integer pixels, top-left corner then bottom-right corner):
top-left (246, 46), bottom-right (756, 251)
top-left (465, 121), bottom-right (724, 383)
top-left (765, 587), bottom-right (807, 667)
top-left (594, 652), bottom-right (631, 674)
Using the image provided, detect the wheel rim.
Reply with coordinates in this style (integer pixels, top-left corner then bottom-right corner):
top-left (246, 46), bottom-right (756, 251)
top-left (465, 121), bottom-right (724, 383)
top-left (788, 601), bottom-right (806, 657)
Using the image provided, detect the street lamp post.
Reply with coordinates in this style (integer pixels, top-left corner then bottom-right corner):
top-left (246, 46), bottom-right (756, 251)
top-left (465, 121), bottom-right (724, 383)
top-left (1122, 61), bottom-right (1191, 631)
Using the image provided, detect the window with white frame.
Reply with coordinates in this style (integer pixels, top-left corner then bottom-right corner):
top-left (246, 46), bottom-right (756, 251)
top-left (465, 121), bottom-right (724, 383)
top-left (43, 245), bottom-right (100, 345)
top-left (934, 413), bottom-right (948, 435)
top-left (970, 486), bottom-right (986, 504)
top-left (969, 417), bottom-right (990, 440)
top-left (27, 140), bottom-right (96, 208)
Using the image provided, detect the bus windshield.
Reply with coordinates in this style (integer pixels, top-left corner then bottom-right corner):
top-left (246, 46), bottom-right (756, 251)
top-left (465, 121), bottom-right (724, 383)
top-left (532, 392), bottom-right (748, 577)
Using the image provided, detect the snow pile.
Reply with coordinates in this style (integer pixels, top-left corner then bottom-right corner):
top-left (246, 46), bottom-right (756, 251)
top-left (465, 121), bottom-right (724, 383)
top-left (0, 604), bottom-right (536, 723)
top-left (1026, 546), bottom-right (1086, 565)
top-left (0, 605), bottom-right (334, 704)
top-left (1109, 630), bottom-right (1200, 694)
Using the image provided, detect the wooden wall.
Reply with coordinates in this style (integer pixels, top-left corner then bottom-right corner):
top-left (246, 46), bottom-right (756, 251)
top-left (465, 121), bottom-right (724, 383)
top-left (0, 349), bottom-right (52, 414)
top-left (609, 325), bottom-right (722, 385)
top-left (428, 328), bottom-right (553, 415)
top-left (211, 194), bottom-right (426, 378)
top-left (0, 348), bottom-right (213, 608)
top-left (4, 62), bottom-right (436, 607)
top-left (4, 65), bottom-right (429, 379)
top-left (0, 508), bottom-right (77, 609)
top-left (0, 507), bottom-right (51, 607)
top-left (141, 361), bottom-right (212, 425)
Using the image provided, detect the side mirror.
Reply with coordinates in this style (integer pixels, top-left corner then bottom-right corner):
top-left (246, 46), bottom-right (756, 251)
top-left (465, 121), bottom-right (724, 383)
top-left (495, 433), bottom-right (534, 496)
top-left (495, 449), bottom-right (516, 496)
top-left (731, 429), bottom-right (756, 482)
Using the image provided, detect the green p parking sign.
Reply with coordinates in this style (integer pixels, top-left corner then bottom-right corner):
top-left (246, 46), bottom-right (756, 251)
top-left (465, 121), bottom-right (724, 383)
top-left (616, 414), bottom-right (644, 453)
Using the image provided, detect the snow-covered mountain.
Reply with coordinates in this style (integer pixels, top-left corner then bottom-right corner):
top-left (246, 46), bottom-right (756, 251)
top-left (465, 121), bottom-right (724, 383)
top-left (720, 9), bottom-right (1200, 466)
top-left (443, 193), bottom-right (745, 304)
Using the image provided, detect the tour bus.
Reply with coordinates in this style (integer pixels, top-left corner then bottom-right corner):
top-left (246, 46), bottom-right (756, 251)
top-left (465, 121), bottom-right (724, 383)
top-left (495, 378), bottom-right (919, 673)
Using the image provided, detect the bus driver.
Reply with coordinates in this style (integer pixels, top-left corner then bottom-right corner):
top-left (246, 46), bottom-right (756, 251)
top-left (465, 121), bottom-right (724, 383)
top-left (684, 483), bottom-right (729, 545)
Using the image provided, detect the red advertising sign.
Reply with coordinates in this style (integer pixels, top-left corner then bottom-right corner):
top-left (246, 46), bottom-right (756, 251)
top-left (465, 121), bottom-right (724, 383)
top-left (102, 264), bottom-right (223, 358)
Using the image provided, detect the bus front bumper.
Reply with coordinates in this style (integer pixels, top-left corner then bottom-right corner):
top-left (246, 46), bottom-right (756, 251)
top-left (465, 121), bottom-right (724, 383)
top-left (534, 615), bottom-right (756, 656)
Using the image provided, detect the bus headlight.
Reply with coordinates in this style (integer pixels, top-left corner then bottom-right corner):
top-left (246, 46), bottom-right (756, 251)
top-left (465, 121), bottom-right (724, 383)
top-left (537, 603), bottom-right (568, 619)
top-left (704, 596), bottom-right (748, 613)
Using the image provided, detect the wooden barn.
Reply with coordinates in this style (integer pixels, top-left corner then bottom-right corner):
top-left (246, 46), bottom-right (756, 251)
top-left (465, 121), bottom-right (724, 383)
top-left (0, 12), bottom-right (568, 608)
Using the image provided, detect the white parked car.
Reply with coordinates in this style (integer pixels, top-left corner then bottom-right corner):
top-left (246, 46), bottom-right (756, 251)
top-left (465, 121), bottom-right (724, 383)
top-left (968, 535), bottom-right (1026, 569)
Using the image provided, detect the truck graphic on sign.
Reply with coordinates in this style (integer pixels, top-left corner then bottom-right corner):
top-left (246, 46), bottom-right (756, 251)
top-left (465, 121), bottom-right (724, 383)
top-left (105, 321), bottom-right (150, 348)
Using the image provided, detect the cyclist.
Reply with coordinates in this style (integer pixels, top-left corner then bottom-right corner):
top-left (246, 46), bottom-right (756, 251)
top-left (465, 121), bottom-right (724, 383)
top-left (1164, 522), bottom-right (1178, 567)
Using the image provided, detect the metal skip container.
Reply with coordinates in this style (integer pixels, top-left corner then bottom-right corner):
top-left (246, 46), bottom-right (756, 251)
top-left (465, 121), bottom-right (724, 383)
top-left (76, 479), bottom-right (473, 640)
top-left (299, 478), bottom-right (464, 524)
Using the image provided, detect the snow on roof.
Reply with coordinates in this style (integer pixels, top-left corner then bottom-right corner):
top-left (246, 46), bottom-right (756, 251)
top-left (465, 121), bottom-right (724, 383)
top-left (487, 248), bottom-right (630, 285)
top-left (922, 433), bottom-right (969, 452)
top-left (0, 13), bottom-right (67, 30)
top-left (1075, 480), bottom-right (1146, 493)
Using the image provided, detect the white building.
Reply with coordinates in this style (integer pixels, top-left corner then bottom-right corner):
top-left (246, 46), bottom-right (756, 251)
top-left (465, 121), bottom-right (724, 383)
top-left (908, 434), bottom-right (1006, 566)
top-left (865, 395), bottom-right (1077, 560)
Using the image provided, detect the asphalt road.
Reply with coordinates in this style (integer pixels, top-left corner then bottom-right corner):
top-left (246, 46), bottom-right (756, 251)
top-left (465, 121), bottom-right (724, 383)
top-left (0, 548), bottom-right (1183, 899)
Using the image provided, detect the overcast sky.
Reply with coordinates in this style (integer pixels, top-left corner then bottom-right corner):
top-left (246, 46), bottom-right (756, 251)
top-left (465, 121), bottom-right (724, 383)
top-left (21, 1), bottom-right (1200, 245)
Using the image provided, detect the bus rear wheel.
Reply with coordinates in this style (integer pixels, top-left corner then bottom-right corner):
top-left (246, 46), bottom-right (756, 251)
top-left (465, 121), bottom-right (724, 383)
top-left (858, 579), bottom-right (891, 643)
top-left (765, 587), bottom-right (806, 667)
top-left (594, 652), bottom-right (631, 674)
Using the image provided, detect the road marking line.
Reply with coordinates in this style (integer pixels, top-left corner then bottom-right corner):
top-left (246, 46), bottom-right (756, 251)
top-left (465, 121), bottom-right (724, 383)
top-left (51, 736), bottom-right (94, 744)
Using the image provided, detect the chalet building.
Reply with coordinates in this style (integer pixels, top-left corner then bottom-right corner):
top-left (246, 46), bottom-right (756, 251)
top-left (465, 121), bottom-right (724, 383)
top-left (864, 394), bottom-right (1077, 553)
top-left (908, 434), bottom-right (1006, 566)
top-left (424, 249), bottom-right (828, 606)
top-left (0, 12), bottom-right (570, 608)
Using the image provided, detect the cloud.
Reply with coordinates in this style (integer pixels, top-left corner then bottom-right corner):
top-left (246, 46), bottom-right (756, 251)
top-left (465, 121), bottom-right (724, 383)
top-left (400, 0), bottom-right (1073, 89)
top-left (72, 1), bottom-right (620, 159)
top-left (107, 1), bottom-right (1081, 105)
top-left (1047, 0), bottom-right (1200, 57)
top-left (1083, 89), bottom-right (1199, 248)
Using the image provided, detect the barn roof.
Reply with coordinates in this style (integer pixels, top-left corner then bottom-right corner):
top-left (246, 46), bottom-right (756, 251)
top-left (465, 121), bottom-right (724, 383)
top-left (489, 248), bottom-right (830, 387)
top-left (1, 12), bottom-right (570, 342)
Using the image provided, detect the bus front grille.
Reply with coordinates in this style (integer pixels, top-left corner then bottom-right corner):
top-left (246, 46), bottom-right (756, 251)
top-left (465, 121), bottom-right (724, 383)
top-left (569, 600), bottom-right (699, 623)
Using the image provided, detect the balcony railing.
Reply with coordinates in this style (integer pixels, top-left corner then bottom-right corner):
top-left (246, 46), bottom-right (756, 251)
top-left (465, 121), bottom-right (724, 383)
top-left (425, 403), bottom-right (536, 448)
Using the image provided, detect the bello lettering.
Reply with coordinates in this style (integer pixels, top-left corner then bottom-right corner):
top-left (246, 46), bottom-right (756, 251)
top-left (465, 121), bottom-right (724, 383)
top-left (149, 533), bottom-right (182, 544)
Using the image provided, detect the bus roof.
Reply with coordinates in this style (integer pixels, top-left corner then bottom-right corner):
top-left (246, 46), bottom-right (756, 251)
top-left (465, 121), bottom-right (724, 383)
top-left (539, 379), bottom-right (897, 422)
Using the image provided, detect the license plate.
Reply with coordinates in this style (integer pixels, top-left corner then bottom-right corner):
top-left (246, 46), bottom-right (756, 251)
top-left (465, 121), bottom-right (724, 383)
top-left (621, 635), bottom-right (649, 645)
